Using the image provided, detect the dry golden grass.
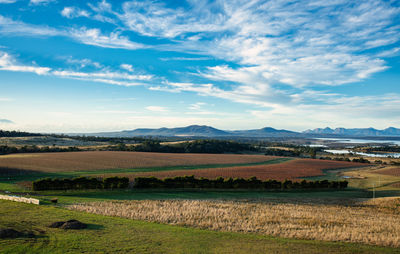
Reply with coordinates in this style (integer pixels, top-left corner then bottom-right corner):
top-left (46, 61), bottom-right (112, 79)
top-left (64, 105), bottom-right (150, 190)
top-left (69, 198), bottom-right (400, 248)
top-left (0, 151), bottom-right (276, 172)
top-left (119, 159), bottom-right (364, 180)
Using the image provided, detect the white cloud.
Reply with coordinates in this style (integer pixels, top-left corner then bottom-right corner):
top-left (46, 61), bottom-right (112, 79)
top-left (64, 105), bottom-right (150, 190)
top-left (0, 50), bottom-right (151, 87)
top-left (0, 0), bottom-right (16, 3)
top-left (145, 106), bottom-right (168, 112)
top-left (30, 0), bottom-right (54, 5)
top-left (159, 57), bottom-right (211, 61)
top-left (120, 64), bottom-right (133, 72)
top-left (0, 15), bottom-right (145, 50)
top-left (69, 27), bottom-right (146, 50)
top-left (64, 57), bottom-right (102, 68)
top-left (52, 70), bottom-right (151, 81)
top-left (61, 7), bottom-right (90, 19)
top-left (0, 15), bottom-right (60, 36)
top-left (0, 51), bottom-right (51, 75)
top-left (188, 102), bottom-right (206, 110)
top-left (107, 0), bottom-right (399, 91)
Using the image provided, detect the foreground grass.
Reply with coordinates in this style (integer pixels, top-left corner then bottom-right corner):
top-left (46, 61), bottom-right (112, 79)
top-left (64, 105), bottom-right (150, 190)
top-left (1, 200), bottom-right (399, 254)
top-left (69, 198), bottom-right (400, 248)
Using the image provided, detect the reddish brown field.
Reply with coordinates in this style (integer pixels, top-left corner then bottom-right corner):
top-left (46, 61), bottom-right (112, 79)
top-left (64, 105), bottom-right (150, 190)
top-left (0, 151), bottom-right (277, 173)
top-left (118, 159), bottom-right (364, 181)
top-left (376, 167), bottom-right (400, 177)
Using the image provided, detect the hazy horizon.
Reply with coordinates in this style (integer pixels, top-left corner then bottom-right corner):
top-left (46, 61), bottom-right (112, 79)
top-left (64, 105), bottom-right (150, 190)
top-left (1, 0), bottom-right (399, 133)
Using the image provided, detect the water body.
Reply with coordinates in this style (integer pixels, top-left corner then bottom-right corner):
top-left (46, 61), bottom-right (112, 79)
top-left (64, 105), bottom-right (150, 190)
top-left (324, 149), bottom-right (400, 158)
top-left (314, 138), bottom-right (400, 146)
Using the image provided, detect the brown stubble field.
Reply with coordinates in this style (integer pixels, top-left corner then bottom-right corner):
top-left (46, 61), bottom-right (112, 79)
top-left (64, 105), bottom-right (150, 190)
top-left (114, 159), bottom-right (365, 181)
top-left (0, 151), bottom-right (279, 173)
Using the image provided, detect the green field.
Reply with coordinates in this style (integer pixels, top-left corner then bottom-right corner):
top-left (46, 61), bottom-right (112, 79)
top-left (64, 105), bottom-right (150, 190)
top-left (1, 200), bottom-right (399, 254)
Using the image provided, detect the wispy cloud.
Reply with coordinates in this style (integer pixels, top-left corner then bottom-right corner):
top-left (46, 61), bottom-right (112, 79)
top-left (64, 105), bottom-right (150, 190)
top-left (0, 15), bottom-right (145, 50)
top-left (0, 50), bottom-right (152, 87)
top-left (29, 0), bottom-right (55, 5)
top-left (68, 27), bottom-right (146, 50)
top-left (120, 64), bottom-right (133, 72)
top-left (0, 97), bottom-right (14, 102)
top-left (0, 119), bottom-right (14, 124)
top-left (0, 0), bottom-right (16, 3)
top-left (64, 57), bottom-right (102, 69)
top-left (160, 57), bottom-right (211, 61)
top-left (188, 102), bottom-right (206, 110)
top-left (106, 0), bottom-right (399, 90)
top-left (0, 15), bottom-right (60, 36)
top-left (61, 7), bottom-right (90, 19)
top-left (0, 51), bottom-right (51, 75)
top-left (145, 106), bottom-right (168, 112)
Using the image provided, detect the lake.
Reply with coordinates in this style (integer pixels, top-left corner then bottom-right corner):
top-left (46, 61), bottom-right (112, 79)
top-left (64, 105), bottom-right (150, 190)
top-left (324, 149), bottom-right (400, 158)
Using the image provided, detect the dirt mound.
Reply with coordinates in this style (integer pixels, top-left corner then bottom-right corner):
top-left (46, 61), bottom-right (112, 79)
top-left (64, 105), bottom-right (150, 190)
top-left (49, 219), bottom-right (87, 230)
top-left (0, 228), bottom-right (34, 238)
top-left (49, 221), bottom-right (65, 228)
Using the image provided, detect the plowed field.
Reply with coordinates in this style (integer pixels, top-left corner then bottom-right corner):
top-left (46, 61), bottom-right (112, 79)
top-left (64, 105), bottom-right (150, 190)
top-left (0, 151), bottom-right (278, 173)
top-left (376, 167), bottom-right (400, 177)
top-left (117, 159), bottom-right (363, 180)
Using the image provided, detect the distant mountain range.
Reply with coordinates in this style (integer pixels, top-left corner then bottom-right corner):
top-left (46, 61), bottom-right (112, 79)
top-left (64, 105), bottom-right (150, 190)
top-left (84, 125), bottom-right (400, 138)
top-left (303, 127), bottom-right (400, 136)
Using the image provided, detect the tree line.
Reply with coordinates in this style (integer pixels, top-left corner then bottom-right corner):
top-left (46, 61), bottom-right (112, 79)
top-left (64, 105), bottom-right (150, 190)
top-left (134, 176), bottom-right (348, 190)
top-left (0, 130), bottom-right (43, 137)
top-left (0, 145), bottom-right (81, 155)
top-left (106, 140), bottom-right (255, 154)
top-left (32, 176), bottom-right (129, 191)
top-left (32, 175), bottom-right (348, 191)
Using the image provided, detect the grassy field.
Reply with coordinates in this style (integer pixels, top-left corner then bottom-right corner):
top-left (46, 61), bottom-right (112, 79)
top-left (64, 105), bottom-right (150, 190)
top-left (1, 200), bottom-right (399, 254)
top-left (69, 198), bottom-right (400, 247)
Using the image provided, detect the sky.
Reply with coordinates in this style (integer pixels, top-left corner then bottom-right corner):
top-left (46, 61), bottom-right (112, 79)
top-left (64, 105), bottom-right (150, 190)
top-left (0, 0), bottom-right (399, 133)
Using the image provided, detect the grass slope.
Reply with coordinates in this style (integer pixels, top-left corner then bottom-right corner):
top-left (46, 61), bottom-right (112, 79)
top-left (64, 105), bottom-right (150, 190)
top-left (0, 200), bottom-right (398, 254)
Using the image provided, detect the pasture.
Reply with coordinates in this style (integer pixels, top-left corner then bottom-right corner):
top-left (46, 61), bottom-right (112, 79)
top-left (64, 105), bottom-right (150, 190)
top-left (1, 200), bottom-right (399, 254)
top-left (69, 198), bottom-right (400, 247)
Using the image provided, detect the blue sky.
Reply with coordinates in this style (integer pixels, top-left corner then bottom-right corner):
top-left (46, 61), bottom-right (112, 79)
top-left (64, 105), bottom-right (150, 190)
top-left (0, 0), bottom-right (399, 132)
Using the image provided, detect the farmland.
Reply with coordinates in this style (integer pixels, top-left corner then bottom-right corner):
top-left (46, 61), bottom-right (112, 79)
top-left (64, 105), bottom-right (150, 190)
top-left (0, 151), bottom-right (279, 173)
top-left (376, 167), bottom-right (400, 177)
top-left (1, 150), bottom-right (399, 253)
top-left (115, 158), bottom-right (364, 181)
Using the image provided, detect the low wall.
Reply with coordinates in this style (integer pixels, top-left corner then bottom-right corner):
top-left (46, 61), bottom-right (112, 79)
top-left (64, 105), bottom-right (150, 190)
top-left (0, 194), bottom-right (40, 205)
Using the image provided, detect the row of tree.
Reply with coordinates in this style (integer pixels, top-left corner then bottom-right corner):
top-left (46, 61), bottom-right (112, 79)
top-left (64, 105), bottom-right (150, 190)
top-left (263, 146), bottom-right (321, 158)
top-left (0, 130), bottom-right (43, 137)
top-left (106, 140), bottom-right (255, 154)
top-left (32, 176), bottom-right (129, 191)
top-left (0, 145), bottom-right (81, 155)
top-left (133, 176), bottom-right (348, 189)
